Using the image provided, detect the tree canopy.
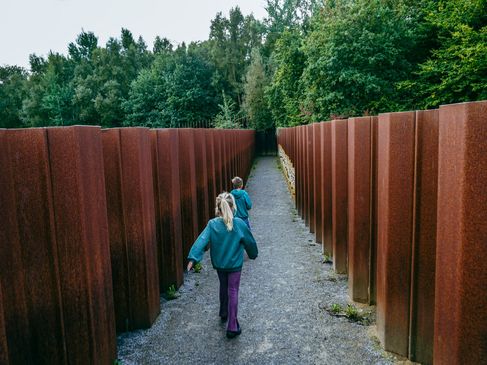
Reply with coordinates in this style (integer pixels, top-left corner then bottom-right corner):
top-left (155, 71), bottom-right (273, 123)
top-left (1, 0), bottom-right (485, 130)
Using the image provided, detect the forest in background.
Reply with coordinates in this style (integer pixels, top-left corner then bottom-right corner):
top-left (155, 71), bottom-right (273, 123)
top-left (1, 0), bottom-right (486, 130)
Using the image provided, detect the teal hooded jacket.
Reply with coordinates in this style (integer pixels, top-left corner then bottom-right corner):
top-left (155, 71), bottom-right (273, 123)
top-left (187, 217), bottom-right (258, 272)
top-left (230, 189), bottom-right (252, 219)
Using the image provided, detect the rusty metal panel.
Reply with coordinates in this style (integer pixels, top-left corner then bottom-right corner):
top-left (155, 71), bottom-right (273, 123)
top-left (331, 120), bottom-right (348, 274)
top-left (205, 129), bottom-right (217, 217)
top-left (302, 126), bottom-right (309, 224)
top-left (0, 284), bottom-right (8, 365)
top-left (102, 128), bottom-right (160, 332)
top-left (434, 101), bottom-right (487, 365)
top-left (376, 112), bottom-right (415, 357)
top-left (347, 117), bottom-right (373, 303)
top-left (408, 109), bottom-right (439, 365)
top-left (178, 129), bottom-right (199, 259)
top-left (295, 127), bottom-right (302, 215)
top-left (320, 122), bottom-right (333, 255)
top-left (214, 130), bottom-right (223, 194)
top-left (47, 126), bottom-right (117, 364)
top-left (151, 129), bottom-right (184, 291)
top-left (0, 128), bottom-right (66, 364)
top-left (307, 124), bottom-right (315, 233)
top-left (194, 131), bottom-right (210, 231)
top-left (370, 116), bottom-right (378, 305)
top-left (313, 123), bottom-right (323, 243)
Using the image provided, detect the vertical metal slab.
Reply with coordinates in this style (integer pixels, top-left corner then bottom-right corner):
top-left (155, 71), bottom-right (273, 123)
top-left (302, 126), bottom-right (309, 224)
top-left (331, 120), bottom-right (348, 274)
top-left (320, 122), bottom-right (333, 255)
top-left (205, 129), bottom-right (217, 218)
top-left (296, 126), bottom-right (302, 216)
top-left (178, 129), bottom-right (199, 259)
top-left (307, 124), bottom-right (315, 233)
top-left (409, 109), bottom-right (439, 365)
top-left (0, 129), bottom-right (66, 364)
top-left (214, 130), bottom-right (223, 194)
top-left (370, 116), bottom-right (378, 305)
top-left (47, 126), bottom-right (117, 364)
top-left (194, 131), bottom-right (209, 231)
top-left (0, 285), bottom-right (8, 365)
top-left (434, 101), bottom-right (487, 365)
top-left (151, 129), bottom-right (184, 291)
top-left (313, 123), bottom-right (323, 243)
top-left (102, 128), bottom-right (160, 332)
top-left (347, 117), bottom-right (373, 302)
top-left (376, 112), bottom-right (415, 357)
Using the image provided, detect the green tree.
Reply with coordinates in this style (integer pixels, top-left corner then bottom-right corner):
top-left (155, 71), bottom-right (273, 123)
top-left (214, 91), bottom-right (243, 129)
top-left (243, 48), bottom-right (273, 130)
top-left (0, 66), bottom-right (28, 128)
top-left (300, 0), bottom-right (425, 121)
top-left (401, 0), bottom-right (487, 108)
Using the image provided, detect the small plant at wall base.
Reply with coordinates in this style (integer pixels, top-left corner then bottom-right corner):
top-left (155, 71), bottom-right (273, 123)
top-left (330, 303), bottom-right (342, 314)
top-left (166, 285), bottom-right (180, 300)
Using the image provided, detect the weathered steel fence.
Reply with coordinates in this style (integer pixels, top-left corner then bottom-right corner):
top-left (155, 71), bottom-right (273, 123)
top-left (0, 127), bottom-right (255, 364)
top-left (277, 100), bottom-right (487, 365)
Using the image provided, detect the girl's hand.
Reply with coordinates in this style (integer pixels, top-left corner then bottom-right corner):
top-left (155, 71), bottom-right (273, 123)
top-left (187, 261), bottom-right (193, 272)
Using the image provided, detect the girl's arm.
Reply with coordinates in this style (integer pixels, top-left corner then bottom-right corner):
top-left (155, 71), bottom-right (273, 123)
top-left (187, 223), bottom-right (211, 268)
top-left (240, 222), bottom-right (258, 259)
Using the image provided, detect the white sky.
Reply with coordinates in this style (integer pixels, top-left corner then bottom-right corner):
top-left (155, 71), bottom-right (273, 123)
top-left (1, 0), bottom-right (268, 69)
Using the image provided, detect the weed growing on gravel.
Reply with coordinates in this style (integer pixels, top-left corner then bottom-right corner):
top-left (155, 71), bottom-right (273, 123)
top-left (322, 254), bottom-right (332, 264)
top-left (330, 303), bottom-right (342, 314)
top-left (194, 262), bottom-right (203, 273)
top-left (166, 285), bottom-right (179, 300)
top-left (345, 304), bottom-right (360, 320)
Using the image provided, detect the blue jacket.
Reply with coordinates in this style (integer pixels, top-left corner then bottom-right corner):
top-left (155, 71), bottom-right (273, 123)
top-left (231, 189), bottom-right (252, 219)
top-left (188, 217), bottom-right (258, 272)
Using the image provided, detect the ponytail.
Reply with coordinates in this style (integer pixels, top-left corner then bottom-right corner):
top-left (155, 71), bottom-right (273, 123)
top-left (215, 192), bottom-right (236, 231)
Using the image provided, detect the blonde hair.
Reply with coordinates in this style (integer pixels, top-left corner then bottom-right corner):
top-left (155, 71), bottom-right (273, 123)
top-left (232, 176), bottom-right (243, 189)
top-left (215, 192), bottom-right (236, 231)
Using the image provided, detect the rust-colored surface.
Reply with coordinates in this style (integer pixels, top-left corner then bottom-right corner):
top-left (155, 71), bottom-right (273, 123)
top-left (102, 128), bottom-right (160, 333)
top-left (0, 285), bottom-right (8, 365)
top-left (151, 129), bottom-right (184, 291)
top-left (320, 122), bottom-right (333, 255)
top-left (331, 120), bottom-right (348, 274)
top-left (214, 129), bottom-right (223, 194)
top-left (205, 130), bottom-right (217, 217)
top-left (47, 126), bottom-right (116, 364)
top-left (434, 101), bottom-right (487, 365)
top-left (408, 110), bottom-right (439, 365)
top-left (376, 112), bottom-right (415, 356)
top-left (302, 126), bottom-right (309, 225)
top-left (370, 116), bottom-right (378, 305)
top-left (313, 123), bottom-right (323, 243)
top-left (178, 129), bottom-right (199, 259)
top-left (0, 128), bottom-right (66, 364)
top-left (296, 127), bottom-right (302, 216)
top-left (347, 117), bottom-right (373, 303)
top-left (194, 131), bottom-right (210, 231)
top-left (307, 124), bottom-right (315, 233)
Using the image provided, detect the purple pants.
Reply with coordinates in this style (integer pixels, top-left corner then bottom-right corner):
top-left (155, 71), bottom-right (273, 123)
top-left (217, 270), bottom-right (241, 331)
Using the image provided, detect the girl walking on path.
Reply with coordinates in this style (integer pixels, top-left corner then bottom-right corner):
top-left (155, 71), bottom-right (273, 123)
top-left (187, 192), bottom-right (258, 338)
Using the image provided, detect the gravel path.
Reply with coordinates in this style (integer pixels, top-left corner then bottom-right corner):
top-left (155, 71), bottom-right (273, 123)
top-left (117, 156), bottom-right (393, 365)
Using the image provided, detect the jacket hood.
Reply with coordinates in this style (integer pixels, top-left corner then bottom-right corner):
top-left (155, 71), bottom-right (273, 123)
top-left (231, 189), bottom-right (245, 198)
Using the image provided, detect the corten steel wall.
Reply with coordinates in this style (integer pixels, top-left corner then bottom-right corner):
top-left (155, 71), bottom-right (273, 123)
top-left (376, 112), bottom-right (416, 356)
top-left (0, 127), bottom-right (117, 364)
top-left (331, 120), bottom-right (348, 274)
top-left (408, 110), bottom-right (439, 365)
top-left (295, 127), bottom-right (302, 216)
top-left (0, 285), bottom-right (8, 365)
top-left (151, 129), bottom-right (184, 291)
top-left (434, 101), bottom-right (487, 365)
top-left (302, 126), bottom-right (309, 225)
top-left (0, 128), bottom-right (66, 364)
top-left (313, 123), bottom-right (323, 243)
top-left (347, 116), bottom-right (378, 304)
top-left (320, 122), bottom-right (333, 255)
top-left (102, 128), bottom-right (160, 333)
top-left (205, 129), bottom-right (217, 216)
top-left (194, 131), bottom-right (210, 232)
top-left (307, 124), bottom-right (315, 233)
top-left (214, 129), bottom-right (224, 194)
top-left (178, 129), bottom-right (199, 261)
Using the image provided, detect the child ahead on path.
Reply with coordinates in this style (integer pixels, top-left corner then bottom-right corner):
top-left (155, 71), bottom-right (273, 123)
top-left (230, 177), bottom-right (252, 229)
top-left (187, 192), bottom-right (258, 339)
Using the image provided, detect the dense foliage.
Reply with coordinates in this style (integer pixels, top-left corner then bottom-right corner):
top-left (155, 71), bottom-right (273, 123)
top-left (1, 0), bottom-right (485, 129)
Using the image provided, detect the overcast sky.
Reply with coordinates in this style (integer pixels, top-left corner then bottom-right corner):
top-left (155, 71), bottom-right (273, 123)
top-left (1, 0), bottom-right (268, 69)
